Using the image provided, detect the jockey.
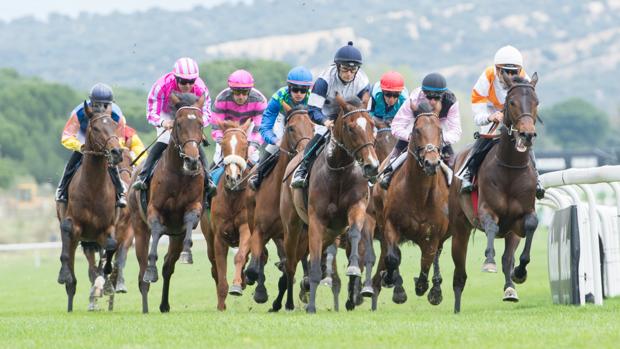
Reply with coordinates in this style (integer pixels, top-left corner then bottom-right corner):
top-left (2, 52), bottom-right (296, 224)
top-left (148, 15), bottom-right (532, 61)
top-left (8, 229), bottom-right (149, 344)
top-left (379, 72), bottom-right (462, 189)
top-left (55, 83), bottom-right (128, 207)
top-left (122, 125), bottom-right (147, 165)
top-left (210, 69), bottom-right (267, 167)
top-left (132, 57), bottom-right (217, 199)
top-left (248, 66), bottom-right (319, 190)
top-left (290, 41), bottom-right (371, 188)
top-left (368, 71), bottom-right (408, 121)
top-left (458, 45), bottom-right (545, 199)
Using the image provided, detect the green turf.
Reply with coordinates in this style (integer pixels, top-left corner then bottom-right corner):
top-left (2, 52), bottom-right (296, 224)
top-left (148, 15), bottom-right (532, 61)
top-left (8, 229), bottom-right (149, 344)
top-left (0, 229), bottom-right (618, 349)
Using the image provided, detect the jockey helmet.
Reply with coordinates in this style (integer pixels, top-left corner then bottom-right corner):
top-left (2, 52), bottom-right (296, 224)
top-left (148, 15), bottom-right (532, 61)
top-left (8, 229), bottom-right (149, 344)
top-left (173, 57), bottom-right (200, 80)
top-left (334, 41), bottom-right (363, 67)
top-left (89, 83), bottom-right (114, 103)
top-left (228, 69), bottom-right (255, 89)
top-left (287, 66), bottom-right (313, 86)
top-left (380, 71), bottom-right (405, 92)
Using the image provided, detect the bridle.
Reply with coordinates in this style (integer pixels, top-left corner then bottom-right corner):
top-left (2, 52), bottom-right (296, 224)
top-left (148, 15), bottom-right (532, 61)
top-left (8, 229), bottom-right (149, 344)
top-left (171, 106), bottom-right (204, 162)
top-left (330, 108), bottom-right (374, 162)
top-left (280, 110), bottom-right (312, 157)
top-left (407, 112), bottom-right (442, 168)
top-left (503, 83), bottom-right (538, 139)
top-left (82, 113), bottom-right (120, 164)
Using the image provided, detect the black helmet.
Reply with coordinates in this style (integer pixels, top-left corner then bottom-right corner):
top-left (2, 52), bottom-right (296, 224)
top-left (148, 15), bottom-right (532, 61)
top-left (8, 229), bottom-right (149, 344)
top-left (334, 41), bottom-right (363, 67)
top-left (421, 73), bottom-right (447, 92)
top-left (89, 83), bottom-right (114, 103)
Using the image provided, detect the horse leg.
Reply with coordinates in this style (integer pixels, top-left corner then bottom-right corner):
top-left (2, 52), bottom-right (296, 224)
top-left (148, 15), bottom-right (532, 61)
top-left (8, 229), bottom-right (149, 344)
top-left (383, 220), bottom-right (405, 304)
top-left (245, 226), bottom-right (265, 285)
top-left (114, 241), bottom-right (129, 293)
top-left (306, 217), bottom-right (325, 314)
top-left (427, 243), bottom-right (444, 305)
top-left (361, 221), bottom-right (376, 298)
top-left (371, 235), bottom-right (387, 311)
top-left (103, 227), bottom-right (117, 297)
top-left (66, 241), bottom-right (78, 313)
top-left (502, 233), bottom-right (520, 302)
top-left (322, 243), bottom-right (337, 287)
top-left (346, 204), bottom-right (366, 277)
top-left (253, 252), bottom-right (269, 304)
top-left (274, 238), bottom-right (287, 272)
top-left (58, 218), bottom-right (75, 285)
top-left (205, 225), bottom-right (219, 305)
top-left (452, 217), bottom-right (472, 313)
top-left (230, 223), bottom-right (251, 296)
top-left (480, 212), bottom-right (500, 273)
top-left (331, 262), bottom-right (341, 312)
top-left (160, 235), bottom-right (183, 312)
top-left (83, 246), bottom-right (100, 311)
top-left (214, 234), bottom-right (229, 311)
top-left (134, 223), bottom-right (150, 313)
top-left (269, 272), bottom-right (287, 313)
top-left (299, 251), bottom-right (310, 303)
top-left (144, 218), bottom-right (165, 283)
top-left (512, 213), bottom-right (538, 284)
top-left (180, 211), bottom-right (200, 265)
top-left (415, 239), bottom-right (437, 297)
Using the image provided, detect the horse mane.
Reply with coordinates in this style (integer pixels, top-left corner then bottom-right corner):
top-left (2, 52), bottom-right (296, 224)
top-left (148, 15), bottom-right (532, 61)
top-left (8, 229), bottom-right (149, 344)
top-left (169, 93), bottom-right (198, 115)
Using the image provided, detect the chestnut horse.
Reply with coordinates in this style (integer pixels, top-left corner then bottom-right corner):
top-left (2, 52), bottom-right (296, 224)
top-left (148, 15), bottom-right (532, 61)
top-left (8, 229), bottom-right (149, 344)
top-left (372, 103), bottom-right (450, 311)
top-left (56, 102), bottom-right (123, 312)
top-left (129, 93), bottom-right (205, 313)
top-left (301, 94), bottom-right (379, 313)
top-left (201, 119), bottom-right (253, 311)
top-left (450, 73), bottom-right (540, 313)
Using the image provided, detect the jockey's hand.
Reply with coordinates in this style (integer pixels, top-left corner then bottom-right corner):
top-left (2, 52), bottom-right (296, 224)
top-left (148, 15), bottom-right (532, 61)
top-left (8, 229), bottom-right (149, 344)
top-left (276, 139), bottom-right (282, 146)
top-left (161, 120), bottom-right (174, 130)
top-left (323, 120), bottom-right (334, 129)
top-left (488, 111), bottom-right (503, 124)
top-left (79, 144), bottom-right (86, 153)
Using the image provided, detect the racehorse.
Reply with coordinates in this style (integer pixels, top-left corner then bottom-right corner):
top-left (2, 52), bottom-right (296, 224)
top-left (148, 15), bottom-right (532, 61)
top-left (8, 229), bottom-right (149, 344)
top-left (371, 102), bottom-right (450, 311)
top-left (56, 101), bottom-right (123, 312)
top-left (450, 73), bottom-right (541, 313)
top-left (300, 94), bottom-right (379, 313)
top-left (201, 119), bottom-right (253, 311)
top-left (129, 93), bottom-right (206, 313)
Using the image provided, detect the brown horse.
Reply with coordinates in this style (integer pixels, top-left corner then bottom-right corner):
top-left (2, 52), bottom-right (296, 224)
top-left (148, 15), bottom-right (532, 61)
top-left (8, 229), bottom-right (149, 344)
top-left (244, 105), bottom-right (316, 309)
top-left (373, 118), bottom-right (397, 162)
top-left (200, 119), bottom-right (253, 311)
top-left (301, 94), bottom-right (379, 313)
top-left (371, 103), bottom-right (450, 311)
top-left (129, 93), bottom-right (205, 313)
top-left (56, 102), bottom-right (123, 312)
top-left (450, 73), bottom-right (540, 313)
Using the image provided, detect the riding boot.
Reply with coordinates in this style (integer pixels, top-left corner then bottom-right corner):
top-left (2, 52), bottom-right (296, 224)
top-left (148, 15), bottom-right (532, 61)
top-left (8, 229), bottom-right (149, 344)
top-left (529, 151), bottom-right (545, 199)
top-left (197, 145), bottom-right (217, 209)
top-left (380, 151), bottom-right (407, 190)
top-left (55, 152), bottom-right (83, 203)
top-left (132, 142), bottom-right (167, 190)
top-left (291, 133), bottom-right (326, 188)
top-left (459, 167), bottom-right (474, 193)
top-left (108, 166), bottom-right (127, 208)
top-left (249, 149), bottom-right (272, 191)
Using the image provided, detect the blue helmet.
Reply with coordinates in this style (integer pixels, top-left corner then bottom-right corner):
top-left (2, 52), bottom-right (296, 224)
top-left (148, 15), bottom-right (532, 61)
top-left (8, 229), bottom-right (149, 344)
top-left (334, 41), bottom-right (363, 66)
top-left (287, 66), bottom-right (313, 86)
top-left (89, 83), bottom-right (114, 103)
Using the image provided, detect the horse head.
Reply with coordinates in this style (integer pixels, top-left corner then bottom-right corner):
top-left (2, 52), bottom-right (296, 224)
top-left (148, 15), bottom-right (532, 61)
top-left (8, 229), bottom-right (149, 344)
top-left (83, 101), bottom-right (122, 165)
top-left (502, 72), bottom-right (540, 152)
top-left (333, 93), bottom-right (379, 178)
top-left (169, 93), bottom-right (205, 175)
top-left (409, 102), bottom-right (443, 176)
top-left (282, 104), bottom-right (315, 155)
top-left (215, 119), bottom-right (253, 190)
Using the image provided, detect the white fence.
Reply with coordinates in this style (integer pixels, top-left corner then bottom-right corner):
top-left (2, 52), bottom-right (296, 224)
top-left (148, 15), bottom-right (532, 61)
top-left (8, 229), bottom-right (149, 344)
top-left (539, 165), bottom-right (620, 305)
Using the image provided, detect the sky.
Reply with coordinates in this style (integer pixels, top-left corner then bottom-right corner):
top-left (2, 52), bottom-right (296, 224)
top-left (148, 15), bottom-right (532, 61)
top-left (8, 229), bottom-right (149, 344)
top-left (0, 0), bottom-right (250, 22)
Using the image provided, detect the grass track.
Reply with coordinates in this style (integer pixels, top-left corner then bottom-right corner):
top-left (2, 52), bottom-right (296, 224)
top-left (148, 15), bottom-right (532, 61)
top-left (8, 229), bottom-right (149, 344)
top-left (0, 229), bottom-right (618, 348)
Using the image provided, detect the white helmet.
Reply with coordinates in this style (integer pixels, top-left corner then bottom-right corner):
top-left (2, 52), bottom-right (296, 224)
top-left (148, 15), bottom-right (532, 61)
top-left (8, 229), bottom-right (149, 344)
top-left (494, 45), bottom-right (523, 67)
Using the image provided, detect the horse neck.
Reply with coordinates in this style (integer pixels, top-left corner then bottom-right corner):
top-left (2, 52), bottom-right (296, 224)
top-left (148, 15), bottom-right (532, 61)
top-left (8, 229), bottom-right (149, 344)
top-left (80, 135), bottom-right (109, 181)
top-left (326, 134), bottom-right (354, 170)
top-left (163, 139), bottom-right (184, 171)
top-left (496, 129), bottom-right (530, 167)
top-left (404, 146), bottom-right (437, 206)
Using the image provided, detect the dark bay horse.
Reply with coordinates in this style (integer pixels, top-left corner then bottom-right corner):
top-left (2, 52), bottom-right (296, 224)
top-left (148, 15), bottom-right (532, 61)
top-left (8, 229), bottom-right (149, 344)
top-left (373, 118), bottom-right (397, 163)
top-left (371, 103), bottom-right (450, 311)
top-left (129, 93), bottom-right (205, 313)
top-left (200, 119), bottom-right (254, 311)
top-left (56, 102), bottom-right (123, 312)
top-left (245, 105), bottom-right (316, 309)
top-left (302, 94), bottom-right (379, 313)
top-left (451, 73), bottom-right (540, 313)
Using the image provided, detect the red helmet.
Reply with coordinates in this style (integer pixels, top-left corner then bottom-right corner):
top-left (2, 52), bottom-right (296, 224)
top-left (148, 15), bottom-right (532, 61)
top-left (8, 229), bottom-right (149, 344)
top-left (380, 71), bottom-right (405, 92)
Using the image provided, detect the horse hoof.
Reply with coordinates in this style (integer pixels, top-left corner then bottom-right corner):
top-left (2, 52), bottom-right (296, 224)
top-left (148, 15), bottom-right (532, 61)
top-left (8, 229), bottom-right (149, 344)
top-left (57, 267), bottom-right (73, 285)
top-left (511, 269), bottom-right (528, 284)
top-left (179, 251), bottom-right (193, 264)
top-left (503, 287), bottom-right (519, 302)
top-left (143, 266), bottom-right (158, 283)
top-left (115, 281), bottom-right (128, 294)
top-left (305, 305), bottom-right (316, 314)
top-left (414, 277), bottom-right (429, 296)
top-left (345, 300), bottom-right (355, 311)
top-left (346, 266), bottom-right (361, 277)
top-left (103, 278), bottom-right (115, 296)
top-left (320, 276), bottom-right (332, 288)
top-left (88, 303), bottom-right (98, 312)
top-left (427, 286), bottom-right (443, 305)
top-left (229, 284), bottom-right (243, 296)
top-left (481, 262), bottom-right (497, 273)
top-left (245, 267), bottom-right (259, 284)
top-left (361, 286), bottom-right (374, 297)
top-left (392, 286), bottom-right (408, 304)
top-left (380, 271), bottom-right (394, 288)
top-left (299, 289), bottom-right (309, 304)
top-left (253, 287), bottom-right (268, 304)
top-left (160, 303), bottom-right (170, 313)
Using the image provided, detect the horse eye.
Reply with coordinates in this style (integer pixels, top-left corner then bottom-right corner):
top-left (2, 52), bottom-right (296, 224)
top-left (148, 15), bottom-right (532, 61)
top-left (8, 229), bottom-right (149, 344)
top-left (287, 126), bottom-right (294, 132)
top-left (510, 100), bottom-right (516, 106)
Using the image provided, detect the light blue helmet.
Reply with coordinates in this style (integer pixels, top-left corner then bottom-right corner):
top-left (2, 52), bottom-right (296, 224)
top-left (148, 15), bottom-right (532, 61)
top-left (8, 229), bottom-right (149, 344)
top-left (286, 66), bottom-right (313, 87)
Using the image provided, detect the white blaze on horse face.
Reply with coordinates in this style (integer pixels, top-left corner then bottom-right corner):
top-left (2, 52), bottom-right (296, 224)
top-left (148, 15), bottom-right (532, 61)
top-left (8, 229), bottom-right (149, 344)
top-left (230, 135), bottom-right (238, 156)
top-left (356, 117), bottom-right (367, 131)
top-left (188, 114), bottom-right (196, 120)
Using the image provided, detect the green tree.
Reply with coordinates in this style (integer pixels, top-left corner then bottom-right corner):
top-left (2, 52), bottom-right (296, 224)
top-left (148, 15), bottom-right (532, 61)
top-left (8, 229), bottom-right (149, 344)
top-left (542, 98), bottom-right (610, 150)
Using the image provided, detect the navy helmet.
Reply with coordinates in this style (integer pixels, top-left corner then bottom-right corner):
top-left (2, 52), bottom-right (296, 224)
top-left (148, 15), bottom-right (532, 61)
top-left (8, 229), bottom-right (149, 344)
top-left (89, 83), bottom-right (114, 103)
top-left (334, 41), bottom-right (363, 67)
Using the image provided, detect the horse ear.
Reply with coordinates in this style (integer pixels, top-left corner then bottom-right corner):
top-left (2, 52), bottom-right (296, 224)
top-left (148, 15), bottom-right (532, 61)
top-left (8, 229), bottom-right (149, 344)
top-left (501, 70), bottom-right (513, 88)
top-left (169, 93), bottom-right (181, 107)
top-left (195, 94), bottom-right (205, 109)
top-left (281, 100), bottom-right (292, 114)
top-left (241, 118), bottom-right (253, 134)
top-left (334, 92), bottom-right (348, 111)
top-left (530, 72), bottom-right (538, 87)
top-left (83, 100), bottom-right (93, 119)
top-left (361, 91), bottom-right (370, 108)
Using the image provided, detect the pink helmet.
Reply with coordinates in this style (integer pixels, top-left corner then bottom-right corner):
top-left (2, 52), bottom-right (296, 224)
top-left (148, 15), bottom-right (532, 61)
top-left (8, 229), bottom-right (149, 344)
top-left (227, 69), bottom-right (254, 89)
top-left (173, 57), bottom-right (200, 80)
